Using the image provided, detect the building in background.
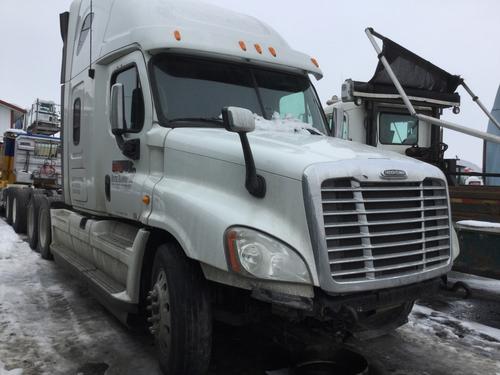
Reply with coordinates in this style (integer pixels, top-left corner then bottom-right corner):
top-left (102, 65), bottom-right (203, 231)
top-left (0, 99), bottom-right (26, 142)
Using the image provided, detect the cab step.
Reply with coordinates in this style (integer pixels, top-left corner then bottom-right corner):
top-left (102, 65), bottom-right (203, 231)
top-left (51, 243), bottom-right (137, 316)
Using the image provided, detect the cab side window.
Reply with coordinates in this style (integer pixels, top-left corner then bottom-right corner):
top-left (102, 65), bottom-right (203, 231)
top-left (111, 66), bottom-right (144, 132)
top-left (77, 13), bottom-right (93, 55)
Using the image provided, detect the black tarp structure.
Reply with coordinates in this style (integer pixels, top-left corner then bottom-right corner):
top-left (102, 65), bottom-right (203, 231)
top-left (354, 29), bottom-right (462, 104)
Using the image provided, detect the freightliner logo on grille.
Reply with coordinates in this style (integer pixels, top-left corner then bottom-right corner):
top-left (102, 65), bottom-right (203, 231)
top-left (380, 169), bottom-right (408, 179)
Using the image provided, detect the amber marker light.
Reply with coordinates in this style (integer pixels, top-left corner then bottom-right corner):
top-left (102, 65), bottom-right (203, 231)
top-left (225, 230), bottom-right (241, 273)
top-left (311, 57), bottom-right (319, 68)
top-left (239, 41), bottom-right (247, 51)
top-left (268, 47), bottom-right (277, 57)
top-left (142, 195), bottom-right (151, 205)
top-left (254, 44), bottom-right (263, 54)
top-left (174, 30), bottom-right (181, 41)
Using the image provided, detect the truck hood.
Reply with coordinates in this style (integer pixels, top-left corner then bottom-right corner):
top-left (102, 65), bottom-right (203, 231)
top-left (165, 127), bottom-right (426, 180)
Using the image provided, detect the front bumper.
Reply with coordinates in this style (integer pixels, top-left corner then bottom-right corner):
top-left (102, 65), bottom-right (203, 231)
top-left (252, 277), bottom-right (441, 318)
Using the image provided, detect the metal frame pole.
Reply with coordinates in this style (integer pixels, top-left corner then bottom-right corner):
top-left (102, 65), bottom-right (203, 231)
top-left (460, 81), bottom-right (500, 131)
top-left (416, 113), bottom-right (500, 144)
top-left (364, 28), bottom-right (500, 145)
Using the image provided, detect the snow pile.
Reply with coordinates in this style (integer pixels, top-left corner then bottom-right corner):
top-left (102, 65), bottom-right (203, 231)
top-left (254, 113), bottom-right (322, 135)
top-left (448, 271), bottom-right (500, 296)
top-left (0, 223), bottom-right (21, 260)
top-left (457, 220), bottom-right (500, 229)
top-left (0, 360), bottom-right (23, 375)
top-left (411, 304), bottom-right (500, 348)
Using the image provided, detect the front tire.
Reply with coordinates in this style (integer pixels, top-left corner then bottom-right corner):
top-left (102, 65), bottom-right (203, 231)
top-left (149, 243), bottom-right (212, 375)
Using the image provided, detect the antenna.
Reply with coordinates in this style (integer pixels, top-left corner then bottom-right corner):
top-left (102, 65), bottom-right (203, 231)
top-left (88, 0), bottom-right (95, 79)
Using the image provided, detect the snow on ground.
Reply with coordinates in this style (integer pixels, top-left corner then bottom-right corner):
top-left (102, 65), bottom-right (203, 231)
top-left (1, 218), bottom-right (500, 374)
top-left (0, 219), bottom-right (159, 375)
top-left (448, 271), bottom-right (500, 296)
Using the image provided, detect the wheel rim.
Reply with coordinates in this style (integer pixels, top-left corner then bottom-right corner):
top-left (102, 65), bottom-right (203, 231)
top-left (12, 197), bottom-right (17, 223)
top-left (39, 210), bottom-right (48, 247)
top-left (148, 269), bottom-right (172, 351)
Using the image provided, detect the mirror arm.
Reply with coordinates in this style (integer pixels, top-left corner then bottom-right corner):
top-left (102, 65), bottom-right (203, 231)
top-left (238, 132), bottom-right (266, 198)
top-left (113, 132), bottom-right (140, 160)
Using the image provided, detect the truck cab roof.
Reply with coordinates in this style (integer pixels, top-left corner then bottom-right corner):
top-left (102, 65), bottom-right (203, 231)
top-left (64, 0), bottom-right (323, 82)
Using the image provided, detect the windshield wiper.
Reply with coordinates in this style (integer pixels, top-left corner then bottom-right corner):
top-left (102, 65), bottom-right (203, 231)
top-left (168, 117), bottom-right (223, 128)
top-left (304, 127), bottom-right (323, 135)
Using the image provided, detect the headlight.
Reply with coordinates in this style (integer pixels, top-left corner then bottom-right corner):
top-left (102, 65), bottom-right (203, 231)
top-left (224, 227), bottom-right (312, 284)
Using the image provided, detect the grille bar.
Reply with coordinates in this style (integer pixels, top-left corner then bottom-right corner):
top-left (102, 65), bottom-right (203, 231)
top-left (325, 215), bottom-right (449, 228)
top-left (321, 178), bottom-right (451, 282)
top-left (329, 245), bottom-right (451, 265)
top-left (326, 225), bottom-right (449, 241)
top-left (323, 196), bottom-right (447, 204)
top-left (322, 186), bottom-right (446, 192)
top-left (331, 255), bottom-right (450, 277)
top-left (323, 205), bottom-right (449, 216)
top-left (327, 235), bottom-right (450, 253)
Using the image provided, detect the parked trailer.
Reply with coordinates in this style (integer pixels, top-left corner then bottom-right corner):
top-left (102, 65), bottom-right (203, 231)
top-left (0, 129), bottom-right (61, 243)
top-left (28, 3), bottom-right (460, 374)
top-left (24, 99), bottom-right (61, 135)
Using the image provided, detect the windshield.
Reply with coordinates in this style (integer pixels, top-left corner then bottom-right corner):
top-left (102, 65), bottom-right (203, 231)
top-left (150, 54), bottom-right (327, 133)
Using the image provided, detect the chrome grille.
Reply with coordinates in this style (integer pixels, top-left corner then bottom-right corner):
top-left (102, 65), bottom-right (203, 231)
top-left (321, 178), bottom-right (451, 282)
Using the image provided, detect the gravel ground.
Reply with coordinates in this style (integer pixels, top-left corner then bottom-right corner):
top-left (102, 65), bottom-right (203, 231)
top-left (1, 219), bottom-right (500, 375)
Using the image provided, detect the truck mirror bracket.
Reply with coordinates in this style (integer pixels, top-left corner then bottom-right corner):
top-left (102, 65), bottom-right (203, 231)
top-left (238, 132), bottom-right (266, 198)
top-left (222, 107), bottom-right (266, 198)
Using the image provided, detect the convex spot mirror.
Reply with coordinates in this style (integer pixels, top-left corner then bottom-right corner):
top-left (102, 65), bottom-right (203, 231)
top-left (110, 83), bottom-right (126, 135)
top-left (222, 107), bottom-right (255, 133)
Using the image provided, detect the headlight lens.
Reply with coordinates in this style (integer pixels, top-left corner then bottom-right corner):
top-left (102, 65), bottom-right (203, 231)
top-left (225, 227), bottom-right (312, 284)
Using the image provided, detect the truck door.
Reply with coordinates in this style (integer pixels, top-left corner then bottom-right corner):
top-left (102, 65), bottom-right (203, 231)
top-left (104, 51), bottom-right (154, 221)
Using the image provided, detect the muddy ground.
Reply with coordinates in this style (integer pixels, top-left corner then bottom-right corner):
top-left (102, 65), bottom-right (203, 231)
top-left (1, 219), bottom-right (499, 375)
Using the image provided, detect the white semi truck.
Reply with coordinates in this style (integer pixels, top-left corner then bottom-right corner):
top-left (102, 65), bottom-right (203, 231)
top-left (27, 1), bottom-right (459, 373)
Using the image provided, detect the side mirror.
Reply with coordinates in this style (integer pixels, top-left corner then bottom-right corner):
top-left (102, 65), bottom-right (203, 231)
top-left (110, 83), bottom-right (126, 135)
top-left (222, 107), bottom-right (255, 133)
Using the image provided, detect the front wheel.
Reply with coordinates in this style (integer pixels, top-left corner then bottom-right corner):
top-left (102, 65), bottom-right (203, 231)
top-left (148, 243), bottom-right (212, 375)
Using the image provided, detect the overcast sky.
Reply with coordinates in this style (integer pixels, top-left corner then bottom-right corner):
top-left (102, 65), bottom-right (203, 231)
top-left (1, 0), bottom-right (499, 166)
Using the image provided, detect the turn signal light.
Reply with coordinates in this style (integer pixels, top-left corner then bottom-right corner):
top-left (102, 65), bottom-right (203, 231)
top-left (311, 57), bottom-right (319, 68)
top-left (225, 230), bottom-right (241, 273)
top-left (239, 41), bottom-right (247, 51)
top-left (254, 44), bottom-right (263, 54)
top-left (268, 47), bottom-right (277, 57)
top-left (174, 30), bottom-right (181, 41)
top-left (142, 195), bottom-right (151, 205)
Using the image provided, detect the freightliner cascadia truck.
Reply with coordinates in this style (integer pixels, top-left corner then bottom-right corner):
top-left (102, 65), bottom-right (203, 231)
top-left (29, 1), bottom-right (459, 373)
